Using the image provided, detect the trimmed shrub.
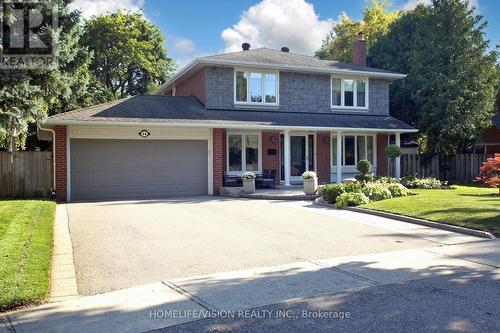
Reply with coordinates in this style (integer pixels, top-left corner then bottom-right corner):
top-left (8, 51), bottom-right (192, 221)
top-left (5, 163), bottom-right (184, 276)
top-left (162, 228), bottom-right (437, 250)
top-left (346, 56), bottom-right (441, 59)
top-left (362, 183), bottom-right (392, 201)
top-left (355, 174), bottom-right (374, 183)
top-left (335, 192), bottom-right (370, 208)
top-left (357, 160), bottom-right (371, 175)
top-left (321, 184), bottom-right (345, 203)
top-left (344, 182), bottom-right (363, 193)
top-left (386, 183), bottom-right (409, 197)
top-left (385, 144), bottom-right (401, 158)
top-left (355, 159), bottom-right (373, 183)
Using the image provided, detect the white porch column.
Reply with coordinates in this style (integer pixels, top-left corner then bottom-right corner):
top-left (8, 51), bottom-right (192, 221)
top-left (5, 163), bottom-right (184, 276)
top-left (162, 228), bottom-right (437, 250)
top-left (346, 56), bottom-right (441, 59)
top-left (336, 131), bottom-right (342, 184)
top-left (395, 132), bottom-right (401, 178)
top-left (284, 130), bottom-right (291, 186)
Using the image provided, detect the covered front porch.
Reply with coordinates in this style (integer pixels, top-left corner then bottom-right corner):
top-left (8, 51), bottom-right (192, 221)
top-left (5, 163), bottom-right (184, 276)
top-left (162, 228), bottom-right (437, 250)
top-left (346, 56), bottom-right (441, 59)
top-left (219, 128), bottom-right (409, 191)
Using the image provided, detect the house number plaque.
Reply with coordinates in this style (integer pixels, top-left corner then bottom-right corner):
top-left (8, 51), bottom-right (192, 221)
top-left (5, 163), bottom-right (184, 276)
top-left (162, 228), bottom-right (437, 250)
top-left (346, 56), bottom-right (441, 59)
top-left (138, 129), bottom-right (151, 138)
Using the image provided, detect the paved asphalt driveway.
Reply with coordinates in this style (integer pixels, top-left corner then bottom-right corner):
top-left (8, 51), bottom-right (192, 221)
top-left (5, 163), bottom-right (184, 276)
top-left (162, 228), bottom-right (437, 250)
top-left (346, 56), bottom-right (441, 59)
top-left (68, 197), bottom-right (458, 295)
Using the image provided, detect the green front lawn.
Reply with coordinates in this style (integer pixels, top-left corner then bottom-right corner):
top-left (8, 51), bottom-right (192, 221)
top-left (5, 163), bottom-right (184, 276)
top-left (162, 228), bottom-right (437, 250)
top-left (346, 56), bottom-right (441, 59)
top-left (0, 200), bottom-right (56, 312)
top-left (360, 185), bottom-right (500, 236)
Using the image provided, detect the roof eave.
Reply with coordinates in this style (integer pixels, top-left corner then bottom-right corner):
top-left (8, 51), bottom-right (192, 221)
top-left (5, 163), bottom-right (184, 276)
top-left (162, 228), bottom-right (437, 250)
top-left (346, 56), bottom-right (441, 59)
top-left (42, 118), bottom-right (417, 133)
top-left (157, 58), bottom-right (407, 94)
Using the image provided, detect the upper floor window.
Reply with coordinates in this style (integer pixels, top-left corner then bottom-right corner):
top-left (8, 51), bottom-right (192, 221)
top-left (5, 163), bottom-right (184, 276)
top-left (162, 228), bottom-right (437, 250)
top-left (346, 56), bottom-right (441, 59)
top-left (331, 77), bottom-right (368, 110)
top-left (235, 70), bottom-right (278, 105)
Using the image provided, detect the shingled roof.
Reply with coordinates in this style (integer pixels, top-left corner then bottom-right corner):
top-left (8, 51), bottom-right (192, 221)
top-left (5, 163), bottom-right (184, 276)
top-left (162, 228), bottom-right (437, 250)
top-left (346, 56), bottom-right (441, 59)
top-left (198, 48), bottom-right (400, 75)
top-left (45, 95), bottom-right (416, 131)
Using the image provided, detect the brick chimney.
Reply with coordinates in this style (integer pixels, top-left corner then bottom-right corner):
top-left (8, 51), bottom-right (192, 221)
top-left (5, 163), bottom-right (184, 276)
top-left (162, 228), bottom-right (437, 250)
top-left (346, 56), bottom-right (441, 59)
top-left (352, 32), bottom-right (366, 66)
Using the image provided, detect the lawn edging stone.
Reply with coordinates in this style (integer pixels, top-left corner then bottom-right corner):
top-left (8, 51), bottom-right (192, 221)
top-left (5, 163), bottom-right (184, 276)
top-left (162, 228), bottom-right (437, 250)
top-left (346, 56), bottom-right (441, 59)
top-left (344, 206), bottom-right (496, 240)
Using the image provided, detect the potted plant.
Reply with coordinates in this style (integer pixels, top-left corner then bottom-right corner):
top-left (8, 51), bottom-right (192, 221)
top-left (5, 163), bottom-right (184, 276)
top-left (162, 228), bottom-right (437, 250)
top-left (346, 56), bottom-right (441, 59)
top-left (384, 144), bottom-right (401, 177)
top-left (241, 172), bottom-right (256, 194)
top-left (301, 171), bottom-right (318, 195)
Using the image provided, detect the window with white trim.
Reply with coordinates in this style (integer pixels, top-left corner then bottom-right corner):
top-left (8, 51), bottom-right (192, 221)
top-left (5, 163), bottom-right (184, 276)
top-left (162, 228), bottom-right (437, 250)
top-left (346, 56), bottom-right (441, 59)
top-left (331, 77), bottom-right (369, 109)
top-left (331, 135), bottom-right (375, 167)
top-left (227, 133), bottom-right (261, 173)
top-left (235, 70), bottom-right (278, 105)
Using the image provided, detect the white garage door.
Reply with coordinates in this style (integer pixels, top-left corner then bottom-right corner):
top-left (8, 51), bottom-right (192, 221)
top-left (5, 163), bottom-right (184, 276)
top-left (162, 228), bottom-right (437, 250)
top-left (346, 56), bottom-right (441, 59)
top-left (70, 139), bottom-right (208, 201)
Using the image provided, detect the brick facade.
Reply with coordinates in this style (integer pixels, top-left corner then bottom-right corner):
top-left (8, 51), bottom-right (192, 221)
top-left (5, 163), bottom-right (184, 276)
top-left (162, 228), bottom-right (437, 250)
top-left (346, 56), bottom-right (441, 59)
top-left (173, 68), bottom-right (206, 103)
top-left (54, 125), bottom-right (67, 201)
top-left (483, 126), bottom-right (500, 154)
top-left (212, 128), bottom-right (226, 194)
top-left (376, 134), bottom-right (388, 176)
top-left (352, 35), bottom-right (367, 66)
top-left (261, 131), bottom-right (281, 184)
top-left (316, 132), bottom-right (331, 183)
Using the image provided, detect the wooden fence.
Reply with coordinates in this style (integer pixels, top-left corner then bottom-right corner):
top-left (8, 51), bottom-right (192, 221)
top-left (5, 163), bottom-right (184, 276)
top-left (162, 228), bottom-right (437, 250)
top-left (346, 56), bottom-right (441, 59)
top-left (0, 151), bottom-right (53, 198)
top-left (400, 153), bottom-right (491, 183)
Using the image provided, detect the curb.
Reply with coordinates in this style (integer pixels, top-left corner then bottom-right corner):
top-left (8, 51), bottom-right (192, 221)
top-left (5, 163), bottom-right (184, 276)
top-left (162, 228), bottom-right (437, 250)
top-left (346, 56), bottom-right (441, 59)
top-left (344, 206), bottom-right (496, 240)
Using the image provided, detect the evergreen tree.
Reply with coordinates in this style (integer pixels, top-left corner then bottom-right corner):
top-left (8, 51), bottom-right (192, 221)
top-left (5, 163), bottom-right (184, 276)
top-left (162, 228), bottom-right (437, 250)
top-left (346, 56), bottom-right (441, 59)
top-left (369, 0), bottom-right (499, 154)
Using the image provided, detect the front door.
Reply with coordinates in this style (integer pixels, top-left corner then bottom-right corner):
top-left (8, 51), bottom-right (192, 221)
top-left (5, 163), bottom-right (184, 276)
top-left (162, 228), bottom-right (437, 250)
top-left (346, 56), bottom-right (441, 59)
top-left (290, 134), bottom-right (315, 182)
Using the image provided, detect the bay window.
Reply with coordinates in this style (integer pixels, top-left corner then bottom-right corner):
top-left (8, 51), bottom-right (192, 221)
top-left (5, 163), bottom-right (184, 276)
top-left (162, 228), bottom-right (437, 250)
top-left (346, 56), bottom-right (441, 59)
top-left (331, 134), bottom-right (375, 167)
top-left (235, 70), bottom-right (278, 105)
top-left (227, 133), bottom-right (261, 174)
top-left (331, 76), bottom-right (369, 109)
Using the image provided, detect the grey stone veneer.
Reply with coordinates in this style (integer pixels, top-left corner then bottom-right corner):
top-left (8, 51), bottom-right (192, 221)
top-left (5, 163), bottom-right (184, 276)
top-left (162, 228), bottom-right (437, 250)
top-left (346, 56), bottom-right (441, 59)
top-left (204, 67), bottom-right (390, 115)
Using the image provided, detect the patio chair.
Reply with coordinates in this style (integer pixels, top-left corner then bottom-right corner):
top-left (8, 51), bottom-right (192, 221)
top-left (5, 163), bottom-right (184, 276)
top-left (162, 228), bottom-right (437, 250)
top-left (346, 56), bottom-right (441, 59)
top-left (223, 172), bottom-right (239, 187)
top-left (256, 169), bottom-right (269, 188)
top-left (261, 169), bottom-right (276, 188)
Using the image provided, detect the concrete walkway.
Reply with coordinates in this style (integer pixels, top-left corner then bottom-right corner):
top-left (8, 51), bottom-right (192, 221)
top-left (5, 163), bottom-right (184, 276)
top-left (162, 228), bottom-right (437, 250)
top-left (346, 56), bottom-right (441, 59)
top-left (2, 239), bottom-right (498, 333)
top-left (50, 204), bottom-right (78, 302)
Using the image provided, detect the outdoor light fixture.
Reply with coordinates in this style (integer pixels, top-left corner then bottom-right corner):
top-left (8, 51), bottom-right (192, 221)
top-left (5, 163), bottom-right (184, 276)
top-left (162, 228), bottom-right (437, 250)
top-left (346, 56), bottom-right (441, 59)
top-left (271, 136), bottom-right (275, 143)
top-left (323, 136), bottom-right (329, 143)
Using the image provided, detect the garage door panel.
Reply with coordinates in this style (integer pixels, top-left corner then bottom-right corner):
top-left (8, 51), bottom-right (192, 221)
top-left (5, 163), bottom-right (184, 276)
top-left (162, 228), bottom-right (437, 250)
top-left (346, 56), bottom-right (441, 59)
top-left (70, 139), bottom-right (208, 200)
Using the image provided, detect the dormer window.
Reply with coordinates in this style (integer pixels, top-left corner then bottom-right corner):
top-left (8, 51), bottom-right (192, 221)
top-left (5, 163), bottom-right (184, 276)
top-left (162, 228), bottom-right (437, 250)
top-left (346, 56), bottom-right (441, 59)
top-left (331, 76), bottom-right (369, 110)
top-left (235, 70), bottom-right (279, 105)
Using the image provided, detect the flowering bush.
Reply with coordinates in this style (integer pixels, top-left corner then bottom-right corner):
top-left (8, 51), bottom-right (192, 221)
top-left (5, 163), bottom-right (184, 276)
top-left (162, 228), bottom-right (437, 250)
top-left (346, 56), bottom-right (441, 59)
top-left (475, 153), bottom-right (500, 195)
top-left (335, 192), bottom-right (370, 208)
top-left (375, 177), bottom-right (400, 184)
top-left (402, 176), bottom-right (442, 189)
top-left (362, 183), bottom-right (392, 201)
top-left (241, 172), bottom-right (256, 180)
top-left (386, 183), bottom-right (409, 197)
top-left (301, 171), bottom-right (317, 180)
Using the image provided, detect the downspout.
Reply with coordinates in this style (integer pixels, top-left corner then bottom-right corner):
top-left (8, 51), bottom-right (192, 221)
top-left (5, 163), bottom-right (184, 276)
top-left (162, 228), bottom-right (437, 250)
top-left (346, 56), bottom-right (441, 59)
top-left (37, 123), bottom-right (56, 193)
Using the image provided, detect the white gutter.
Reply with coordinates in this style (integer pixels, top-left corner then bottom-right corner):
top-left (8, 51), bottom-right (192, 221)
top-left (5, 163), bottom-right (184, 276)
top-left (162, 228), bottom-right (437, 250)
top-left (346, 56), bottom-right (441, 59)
top-left (157, 58), bottom-right (407, 93)
top-left (42, 119), bottom-right (418, 133)
top-left (37, 123), bottom-right (56, 191)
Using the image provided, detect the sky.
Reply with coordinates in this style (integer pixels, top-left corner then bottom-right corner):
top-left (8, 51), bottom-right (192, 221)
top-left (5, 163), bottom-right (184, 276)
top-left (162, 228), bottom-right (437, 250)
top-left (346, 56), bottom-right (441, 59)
top-left (71, 0), bottom-right (499, 69)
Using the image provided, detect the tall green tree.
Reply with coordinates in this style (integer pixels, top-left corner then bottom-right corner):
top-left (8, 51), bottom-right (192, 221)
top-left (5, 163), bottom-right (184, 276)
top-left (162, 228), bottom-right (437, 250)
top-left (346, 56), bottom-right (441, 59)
top-left (0, 0), bottom-right (95, 151)
top-left (369, 0), bottom-right (499, 154)
top-left (316, 1), bottom-right (399, 62)
top-left (82, 12), bottom-right (174, 99)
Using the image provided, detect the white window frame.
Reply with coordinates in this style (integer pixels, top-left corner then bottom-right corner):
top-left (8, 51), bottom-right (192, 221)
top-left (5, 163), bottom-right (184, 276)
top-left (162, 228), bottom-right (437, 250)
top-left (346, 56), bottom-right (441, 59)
top-left (234, 69), bottom-right (279, 106)
top-left (330, 76), bottom-right (369, 111)
top-left (330, 134), bottom-right (376, 168)
top-left (226, 132), bottom-right (262, 175)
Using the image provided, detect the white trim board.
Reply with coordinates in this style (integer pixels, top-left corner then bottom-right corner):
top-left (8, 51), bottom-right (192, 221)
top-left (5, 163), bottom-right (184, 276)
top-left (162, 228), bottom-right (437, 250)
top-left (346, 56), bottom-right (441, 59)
top-left (45, 121), bottom-right (417, 134)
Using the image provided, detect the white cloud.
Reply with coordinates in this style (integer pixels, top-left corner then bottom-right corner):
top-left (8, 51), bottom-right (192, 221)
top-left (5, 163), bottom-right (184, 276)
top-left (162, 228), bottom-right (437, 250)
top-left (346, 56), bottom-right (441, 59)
top-left (402, 0), bottom-right (479, 11)
top-left (221, 0), bottom-right (333, 55)
top-left (70, 0), bottom-right (145, 19)
top-left (172, 38), bottom-right (197, 54)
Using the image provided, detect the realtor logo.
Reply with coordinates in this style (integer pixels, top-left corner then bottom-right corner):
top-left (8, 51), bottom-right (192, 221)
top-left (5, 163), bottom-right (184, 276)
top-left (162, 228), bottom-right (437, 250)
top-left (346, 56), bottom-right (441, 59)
top-left (0, 0), bottom-right (58, 69)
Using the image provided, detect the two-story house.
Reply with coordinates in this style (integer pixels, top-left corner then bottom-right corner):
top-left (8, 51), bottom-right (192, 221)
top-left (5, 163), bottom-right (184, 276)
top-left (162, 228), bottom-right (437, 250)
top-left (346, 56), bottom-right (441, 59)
top-left (40, 33), bottom-right (416, 202)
